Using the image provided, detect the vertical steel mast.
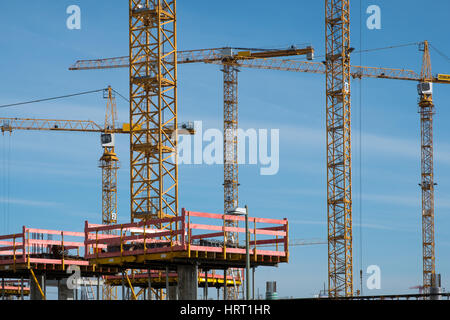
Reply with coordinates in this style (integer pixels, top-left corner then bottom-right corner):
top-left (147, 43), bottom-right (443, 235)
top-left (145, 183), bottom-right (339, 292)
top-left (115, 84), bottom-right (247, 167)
top-left (129, 0), bottom-right (178, 222)
top-left (325, 0), bottom-right (353, 297)
top-left (223, 62), bottom-right (239, 216)
top-left (418, 40), bottom-right (436, 290)
top-left (222, 60), bottom-right (241, 300)
top-left (100, 86), bottom-right (120, 228)
top-left (99, 87), bottom-right (120, 300)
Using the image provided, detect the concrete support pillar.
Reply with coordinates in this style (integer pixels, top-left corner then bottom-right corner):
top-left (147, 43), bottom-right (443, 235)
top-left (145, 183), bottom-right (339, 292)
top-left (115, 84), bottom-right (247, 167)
top-left (223, 269), bottom-right (228, 300)
top-left (168, 285), bottom-right (178, 300)
top-left (30, 274), bottom-right (45, 300)
top-left (430, 274), bottom-right (442, 300)
top-left (58, 278), bottom-right (74, 300)
top-left (178, 264), bottom-right (198, 300)
top-left (204, 270), bottom-right (208, 300)
top-left (147, 271), bottom-right (152, 300)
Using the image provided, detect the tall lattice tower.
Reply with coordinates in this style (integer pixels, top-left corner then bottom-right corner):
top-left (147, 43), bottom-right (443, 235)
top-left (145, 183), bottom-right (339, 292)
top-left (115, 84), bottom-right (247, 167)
top-left (222, 60), bottom-right (242, 300)
top-left (99, 86), bottom-right (120, 300)
top-left (325, 0), bottom-right (353, 297)
top-left (100, 86), bottom-right (120, 227)
top-left (129, 0), bottom-right (178, 223)
top-left (223, 61), bottom-right (239, 219)
top-left (418, 40), bottom-right (436, 291)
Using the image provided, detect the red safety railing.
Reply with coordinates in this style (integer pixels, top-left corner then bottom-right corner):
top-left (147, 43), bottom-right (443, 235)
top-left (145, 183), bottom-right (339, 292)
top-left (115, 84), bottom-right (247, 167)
top-left (0, 226), bottom-right (88, 269)
top-left (0, 280), bottom-right (30, 292)
top-left (84, 209), bottom-right (288, 260)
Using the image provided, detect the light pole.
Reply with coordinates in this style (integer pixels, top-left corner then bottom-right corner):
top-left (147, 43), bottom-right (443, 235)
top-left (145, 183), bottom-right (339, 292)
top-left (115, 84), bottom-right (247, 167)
top-left (228, 206), bottom-right (251, 300)
top-left (245, 205), bottom-right (250, 300)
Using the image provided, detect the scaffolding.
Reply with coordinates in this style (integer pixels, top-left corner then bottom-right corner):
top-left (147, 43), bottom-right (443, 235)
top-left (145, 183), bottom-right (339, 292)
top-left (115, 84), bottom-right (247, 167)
top-left (84, 209), bottom-right (288, 269)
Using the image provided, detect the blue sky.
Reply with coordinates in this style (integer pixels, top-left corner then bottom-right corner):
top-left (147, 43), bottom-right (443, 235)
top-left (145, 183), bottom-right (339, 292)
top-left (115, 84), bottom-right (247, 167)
top-left (0, 0), bottom-right (450, 298)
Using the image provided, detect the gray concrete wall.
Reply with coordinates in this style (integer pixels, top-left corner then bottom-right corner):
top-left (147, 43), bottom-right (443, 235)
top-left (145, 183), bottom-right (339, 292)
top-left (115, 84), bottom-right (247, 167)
top-left (58, 279), bottom-right (74, 300)
top-left (177, 264), bottom-right (198, 300)
top-left (30, 274), bottom-right (45, 300)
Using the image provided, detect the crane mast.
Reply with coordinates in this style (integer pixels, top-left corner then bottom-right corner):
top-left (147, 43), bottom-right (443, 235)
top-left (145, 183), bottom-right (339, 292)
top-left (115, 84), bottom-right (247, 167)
top-left (100, 87), bottom-right (120, 228)
top-left (223, 62), bottom-right (239, 217)
top-left (220, 47), bottom-right (314, 299)
top-left (129, 0), bottom-right (178, 222)
top-left (325, 0), bottom-right (353, 297)
top-left (99, 87), bottom-right (120, 301)
top-left (418, 40), bottom-right (436, 291)
top-left (222, 60), bottom-right (241, 300)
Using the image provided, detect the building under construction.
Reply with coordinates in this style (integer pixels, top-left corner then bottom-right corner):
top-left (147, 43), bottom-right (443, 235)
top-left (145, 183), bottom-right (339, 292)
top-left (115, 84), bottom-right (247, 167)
top-left (0, 0), bottom-right (450, 301)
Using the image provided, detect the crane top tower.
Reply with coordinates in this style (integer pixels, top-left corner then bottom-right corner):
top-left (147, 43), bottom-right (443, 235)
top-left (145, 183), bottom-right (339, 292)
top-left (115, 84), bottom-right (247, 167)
top-left (418, 41), bottom-right (434, 98)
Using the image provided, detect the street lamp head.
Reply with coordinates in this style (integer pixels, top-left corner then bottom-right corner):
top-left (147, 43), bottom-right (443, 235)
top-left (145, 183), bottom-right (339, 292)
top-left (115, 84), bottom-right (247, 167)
top-left (227, 207), bottom-right (247, 215)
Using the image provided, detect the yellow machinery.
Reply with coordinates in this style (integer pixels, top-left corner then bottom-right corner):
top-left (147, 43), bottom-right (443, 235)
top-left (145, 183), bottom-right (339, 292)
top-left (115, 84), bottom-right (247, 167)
top-left (0, 85), bottom-right (194, 300)
top-left (128, 0), bottom-right (178, 223)
top-left (69, 1), bottom-right (450, 298)
top-left (71, 42), bottom-right (314, 300)
top-left (325, 0), bottom-right (353, 298)
top-left (417, 41), bottom-right (436, 291)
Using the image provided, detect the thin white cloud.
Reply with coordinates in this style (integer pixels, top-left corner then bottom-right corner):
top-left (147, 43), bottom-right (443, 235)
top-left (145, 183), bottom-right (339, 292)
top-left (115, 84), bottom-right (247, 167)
top-left (290, 219), bottom-right (415, 233)
top-left (254, 122), bottom-right (450, 166)
top-left (0, 197), bottom-right (61, 207)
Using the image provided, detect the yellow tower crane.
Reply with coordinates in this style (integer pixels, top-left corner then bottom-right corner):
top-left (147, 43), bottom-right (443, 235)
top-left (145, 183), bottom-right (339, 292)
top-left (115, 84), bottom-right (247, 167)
top-left (0, 85), bottom-right (195, 300)
top-left (71, 44), bottom-right (314, 300)
top-left (325, 0), bottom-right (353, 298)
top-left (98, 86), bottom-right (120, 300)
top-left (69, 38), bottom-right (450, 298)
top-left (128, 0), bottom-right (178, 224)
top-left (417, 40), bottom-right (437, 292)
top-left (99, 87), bottom-right (120, 228)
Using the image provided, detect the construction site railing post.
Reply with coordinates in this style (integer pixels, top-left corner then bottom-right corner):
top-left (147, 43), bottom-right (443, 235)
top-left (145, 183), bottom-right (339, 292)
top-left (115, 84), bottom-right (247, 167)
top-left (82, 211), bottom-right (288, 272)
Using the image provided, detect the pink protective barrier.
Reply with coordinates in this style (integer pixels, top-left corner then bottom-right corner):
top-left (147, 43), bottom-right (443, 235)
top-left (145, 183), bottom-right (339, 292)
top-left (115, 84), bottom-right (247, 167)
top-left (84, 209), bottom-right (288, 260)
top-left (0, 226), bottom-right (88, 267)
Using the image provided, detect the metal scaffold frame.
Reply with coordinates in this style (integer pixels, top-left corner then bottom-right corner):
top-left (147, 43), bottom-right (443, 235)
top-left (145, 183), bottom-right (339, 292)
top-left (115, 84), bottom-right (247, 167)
top-left (129, 0), bottom-right (179, 222)
top-left (418, 41), bottom-right (436, 290)
top-left (325, 0), bottom-right (353, 297)
top-left (84, 209), bottom-right (289, 269)
top-left (222, 62), bottom-right (242, 299)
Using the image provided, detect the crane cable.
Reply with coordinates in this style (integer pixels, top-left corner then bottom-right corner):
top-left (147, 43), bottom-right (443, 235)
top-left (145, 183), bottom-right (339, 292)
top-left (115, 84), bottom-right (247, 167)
top-left (0, 86), bottom-right (125, 232)
top-left (429, 44), bottom-right (450, 64)
top-left (0, 88), bottom-right (106, 109)
top-left (1, 135), bottom-right (11, 234)
top-left (358, 0), bottom-right (364, 296)
top-left (288, 42), bottom-right (421, 61)
top-left (110, 88), bottom-right (129, 103)
top-left (6, 135), bottom-right (11, 234)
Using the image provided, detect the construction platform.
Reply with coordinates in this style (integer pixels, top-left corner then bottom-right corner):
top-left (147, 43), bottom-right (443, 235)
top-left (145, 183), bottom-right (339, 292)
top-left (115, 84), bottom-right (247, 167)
top-left (105, 270), bottom-right (242, 289)
top-left (84, 209), bottom-right (289, 270)
top-left (0, 226), bottom-right (119, 280)
top-left (0, 280), bottom-right (30, 297)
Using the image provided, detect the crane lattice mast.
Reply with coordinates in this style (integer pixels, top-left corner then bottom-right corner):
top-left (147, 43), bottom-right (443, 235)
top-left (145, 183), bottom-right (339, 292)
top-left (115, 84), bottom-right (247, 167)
top-left (129, 0), bottom-right (178, 222)
top-left (418, 40), bottom-right (436, 291)
top-left (222, 59), bottom-right (241, 300)
top-left (325, 0), bottom-right (353, 297)
top-left (99, 86), bottom-right (120, 300)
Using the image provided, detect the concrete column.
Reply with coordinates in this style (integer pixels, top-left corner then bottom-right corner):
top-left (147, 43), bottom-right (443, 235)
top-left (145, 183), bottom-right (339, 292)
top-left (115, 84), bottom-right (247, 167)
top-left (30, 274), bottom-right (45, 300)
top-left (223, 269), bottom-right (227, 300)
top-left (58, 278), bottom-right (74, 300)
top-left (168, 285), bottom-right (178, 300)
top-left (204, 270), bottom-right (208, 300)
top-left (121, 272), bottom-right (125, 300)
top-left (177, 264), bottom-right (198, 300)
top-left (147, 271), bottom-right (152, 300)
top-left (20, 277), bottom-right (24, 301)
